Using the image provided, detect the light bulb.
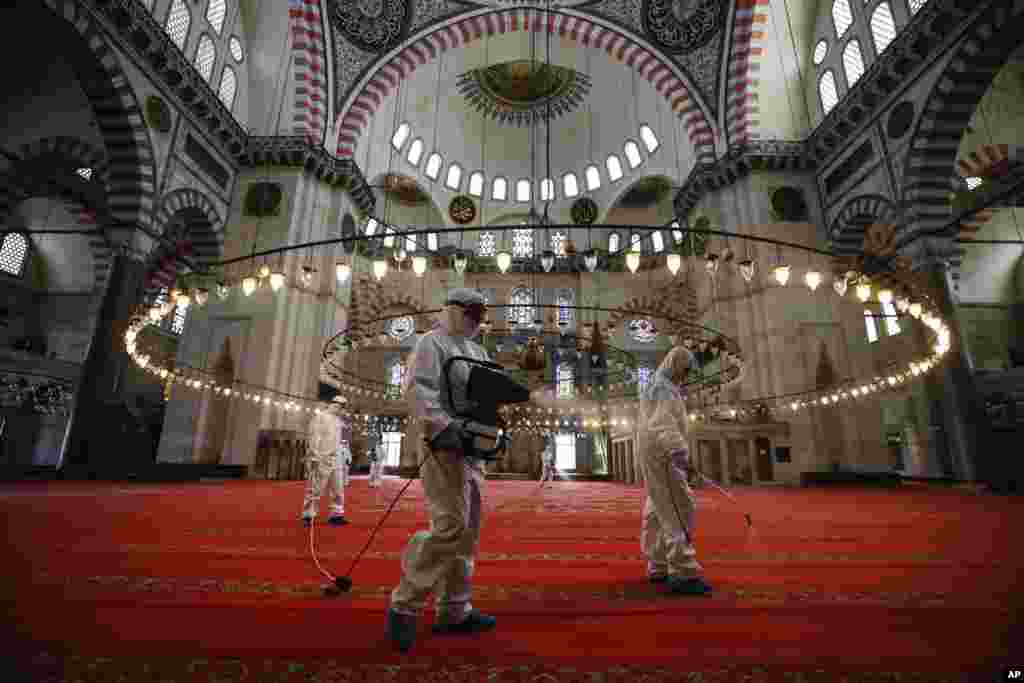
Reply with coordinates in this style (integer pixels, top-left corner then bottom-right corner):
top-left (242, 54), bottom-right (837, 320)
top-left (738, 259), bottom-right (755, 282)
top-left (373, 259), bottom-right (388, 281)
top-left (909, 302), bottom-right (923, 319)
top-left (242, 276), bottom-right (257, 296)
top-left (496, 251), bottom-right (512, 274)
top-left (176, 292), bottom-right (190, 309)
top-left (217, 282), bottom-right (230, 300)
top-left (412, 255), bottom-right (427, 276)
top-left (878, 289), bottom-right (893, 305)
top-left (661, 253), bottom-right (680, 276)
top-left (773, 265), bottom-right (791, 285)
top-left (396, 249), bottom-right (407, 263)
top-left (195, 289), bottom-right (209, 307)
top-left (301, 267), bottom-right (314, 286)
top-left (705, 254), bottom-right (720, 276)
top-left (258, 265), bottom-right (271, 279)
top-left (626, 252), bottom-right (640, 274)
top-left (149, 307), bottom-right (161, 322)
top-left (804, 270), bottom-right (822, 291)
top-left (833, 275), bottom-right (848, 297)
top-left (269, 272), bottom-right (285, 291)
top-left (335, 263), bottom-right (351, 284)
top-left (856, 282), bottom-right (872, 302)
top-left (896, 297), bottom-right (909, 313)
top-left (583, 249), bottom-right (599, 272)
top-left (453, 251), bottom-right (468, 274)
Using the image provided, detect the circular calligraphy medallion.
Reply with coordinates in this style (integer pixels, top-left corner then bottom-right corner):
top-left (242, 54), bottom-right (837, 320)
top-left (642, 0), bottom-right (724, 54)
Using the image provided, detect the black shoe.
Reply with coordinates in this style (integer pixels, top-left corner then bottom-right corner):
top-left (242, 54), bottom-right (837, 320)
top-left (432, 610), bottom-right (497, 635)
top-left (327, 515), bottom-right (349, 526)
top-left (666, 576), bottom-right (713, 596)
top-left (302, 517), bottom-right (312, 528)
top-left (386, 609), bottom-right (417, 653)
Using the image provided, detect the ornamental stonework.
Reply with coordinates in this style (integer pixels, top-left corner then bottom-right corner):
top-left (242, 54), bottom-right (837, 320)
top-left (328, 0), bottom-right (413, 53)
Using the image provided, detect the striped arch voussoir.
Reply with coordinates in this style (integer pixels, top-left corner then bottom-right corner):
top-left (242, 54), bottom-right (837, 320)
top-left (41, 0), bottom-right (156, 235)
top-left (145, 189), bottom-right (224, 294)
top-left (829, 194), bottom-right (902, 257)
top-left (335, 8), bottom-right (715, 164)
top-left (0, 136), bottom-right (114, 294)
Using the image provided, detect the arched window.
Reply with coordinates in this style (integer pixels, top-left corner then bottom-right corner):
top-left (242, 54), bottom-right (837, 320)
top-left (556, 288), bottom-right (574, 324)
top-left (404, 234), bottom-right (417, 254)
top-left (206, 0), bottom-right (226, 35)
top-left (383, 226), bottom-right (395, 248)
top-left (832, 0), bottom-right (853, 38)
top-left (427, 232), bottom-right (438, 251)
top-left (512, 228), bottom-right (534, 258)
top-left (165, 0), bottom-right (191, 50)
top-left (516, 179), bottom-right (531, 202)
top-left (881, 301), bottom-right (901, 336)
top-left (557, 363), bottom-right (575, 399)
top-left (550, 231), bottom-right (566, 256)
top-left (0, 232), bottom-right (29, 277)
top-left (651, 231), bottom-right (664, 253)
top-left (670, 221), bottom-right (684, 244)
top-left (813, 40), bottom-right (828, 65)
top-left (624, 141), bottom-right (643, 168)
top-left (364, 218), bottom-right (379, 236)
top-left (562, 173), bottom-right (579, 198)
top-left (608, 232), bottom-right (620, 253)
top-left (629, 232), bottom-right (642, 252)
top-left (637, 365), bottom-right (653, 394)
top-left (406, 138), bottom-right (423, 166)
top-left (640, 125), bottom-right (659, 153)
top-left (195, 35), bottom-right (216, 82)
top-left (555, 432), bottom-right (576, 470)
top-left (843, 40), bottom-right (865, 87)
top-left (508, 286), bottom-right (535, 326)
top-left (477, 231), bottom-right (496, 257)
top-left (217, 66), bottom-right (237, 111)
top-left (585, 165), bottom-right (601, 191)
top-left (870, 3), bottom-right (896, 56)
top-left (908, 0), bottom-right (926, 14)
top-left (864, 310), bottom-right (879, 343)
top-left (819, 70), bottom-right (839, 114)
top-left (445, 163), bottom-right (462, 190)
top-left (492, 176), bottom-right (508, 200)
top-left (540, 177), bottom-right (555, 201)
top-left (391, 123), bottom-right (410, 150)
top-left (606, 154), bottom-right (623, 181)
top-left (468, 171), bottom-right (484, 197)
top-left (229, 36), bottom-right (244, 62)
top-left (76, 168), bottom-right (93, 181)
top-left (424, 153), bottom-right (442, 180)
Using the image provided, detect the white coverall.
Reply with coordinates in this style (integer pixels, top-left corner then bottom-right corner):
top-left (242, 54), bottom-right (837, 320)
top-left (540, 443), bottom-right (557, 482)
top-left (639, 348), bottom-right (703, 580)
top-left (368, 443), bottom-right (385, 487)
top-left (303, 409), bottom-right (346, 519)
top-left (390, 308), bottom-right (491, 623)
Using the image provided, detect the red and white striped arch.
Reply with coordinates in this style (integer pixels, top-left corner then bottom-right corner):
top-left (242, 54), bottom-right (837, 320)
top-left (335, 8), bottom-right (717, 165)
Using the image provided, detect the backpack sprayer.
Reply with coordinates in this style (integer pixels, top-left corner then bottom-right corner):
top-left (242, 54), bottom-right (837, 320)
top-left (315, 356), bottom-right (529, 596)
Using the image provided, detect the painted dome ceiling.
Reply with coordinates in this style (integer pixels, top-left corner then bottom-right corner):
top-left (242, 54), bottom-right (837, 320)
top-left (457, 60), bottom-right (592, 128)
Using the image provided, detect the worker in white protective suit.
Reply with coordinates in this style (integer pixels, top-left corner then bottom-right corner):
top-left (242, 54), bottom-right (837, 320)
top-left (301, 402), bottom-right (349, 527)
top-left (337, 414), bottom-right (353, 489)
top-left (639, 346), bottom-right (713, 596)
top-left (368, 434), bottom-right (385, 487)
top-left (540, 436), bottom-right (557, 483)
top-left (387, 288), bottom-right (496, 653)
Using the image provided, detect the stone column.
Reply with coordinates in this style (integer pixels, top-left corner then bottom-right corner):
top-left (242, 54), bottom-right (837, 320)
top-left (720, 437), bottom-right (730, 486)
top-left (62, 251), bottom-right (146, 472)
top-left (919, 266), bottom-right (981, 481)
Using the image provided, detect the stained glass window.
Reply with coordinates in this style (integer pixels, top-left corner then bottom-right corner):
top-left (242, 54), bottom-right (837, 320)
top-left (585, 165), bottom-right (601, 190)
top-left (407, 139), bottom-right (423, 166)
top-left (624, 141), bottom-right (642, 168)
top-left (640, 125), bottom-right (659, 153)
top-left (425, 153), bottom-right (442, 179)
top-left (843, 39), bottom-right (865, 87)
top-left (218, 66), bottom-right (237, 110)
top-left (166, 0), bottom-right (191, 50)
top-left (391, 123), bottom-right (410, 150)
top-left (606, 155), bottom-right (623, 181)
top-left (651, 231), bottom-right (664, 253)
top-left (477, 231), bottom-right (496, 257)
top-left (540, 178), bottom-right (555, 201)
top-left (468, 171), bottom-right (484, 197)
top-left (562, 173), bottom-right (579, 198)
top-left (820, 70), bottom-right (839, 114)
top-left (512, 228), bottom-right (534, 258)
top-left (608, 232), bottom-right (620, 252)
top-left (813, 40), bottom-right (828, 65)
top-left (445, 164), bottom-right (462, 190)
top-left (0, 233), bottom-right (29, 277)
top-left (206, 0), bottom-right (226, 35)
top-left (229, 35), bottom-right (244, 62)
top-left (516, 179), bottom-right (531, 202)
top-left (908, 0), bottom-right (926, 14)
top-left (492, 177), bottom-right (507, 200)
top-left (833, 0), bottom-right (853, 37)
top-left (508, 287), bottom-right (534, 326)
top-left (427, 232), bottom-right (438, 251)
top-left (870, 3), bottom-right (896, 55)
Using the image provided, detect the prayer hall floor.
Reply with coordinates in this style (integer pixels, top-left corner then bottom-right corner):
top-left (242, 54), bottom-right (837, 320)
top-left (1, 478), bottom-right (1020, 682)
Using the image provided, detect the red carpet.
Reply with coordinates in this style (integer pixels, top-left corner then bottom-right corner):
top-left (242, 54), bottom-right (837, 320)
top-left (1, 478), bottom-right (1021, 681)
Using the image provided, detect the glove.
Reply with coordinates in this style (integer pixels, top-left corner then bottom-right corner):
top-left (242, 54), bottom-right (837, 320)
top-left (430, 421), bottom-right (467, 453)
top-left (669, 448), bottom-right (690, 470)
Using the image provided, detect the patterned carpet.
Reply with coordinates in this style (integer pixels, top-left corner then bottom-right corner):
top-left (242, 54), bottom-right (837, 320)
top-left (0, 478), bottom-right (1020, 682)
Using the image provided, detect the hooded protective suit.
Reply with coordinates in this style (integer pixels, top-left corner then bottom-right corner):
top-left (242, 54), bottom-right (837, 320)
top-left (540, 439), bottom-right (557, 482)
top-left (369, 439), bottom-right (385, 487)
top-left (390, 288), bottom-right (491, 625)
top-left (303, 406), bottom-right (346, 520)
top-left (638, 346), bottom-right (703, 581)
